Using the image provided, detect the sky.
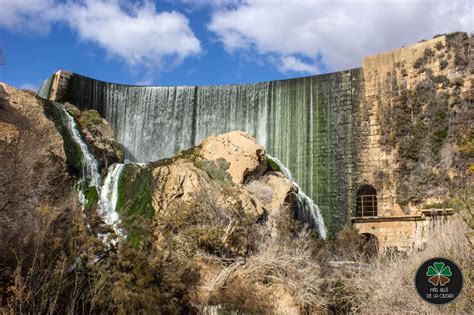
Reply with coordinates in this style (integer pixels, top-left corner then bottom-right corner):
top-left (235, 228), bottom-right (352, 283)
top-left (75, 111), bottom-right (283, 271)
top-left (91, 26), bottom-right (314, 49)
top-left (0, 0), bottom-right (472, 91)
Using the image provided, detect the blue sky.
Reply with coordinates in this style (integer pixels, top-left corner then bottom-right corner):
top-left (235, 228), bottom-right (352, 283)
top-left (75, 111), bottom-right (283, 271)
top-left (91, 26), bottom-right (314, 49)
top-left (0, 0), bottom-right (472, 91)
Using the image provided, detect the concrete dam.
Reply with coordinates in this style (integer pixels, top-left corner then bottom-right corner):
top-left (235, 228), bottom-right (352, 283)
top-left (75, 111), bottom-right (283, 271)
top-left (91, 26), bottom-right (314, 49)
top-left (39, 34), bottom-right (472, 240)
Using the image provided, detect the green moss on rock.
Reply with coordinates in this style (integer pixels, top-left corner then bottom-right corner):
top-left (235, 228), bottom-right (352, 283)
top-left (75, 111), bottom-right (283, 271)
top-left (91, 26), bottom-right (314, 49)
top-left (41, 99), bottom-right (84, 175)
top-left (116, 164), bottom-right (154, 247)
top-left (83, 186), bottom-right (98, 212)
top-left (194, 158), bottom-right (233, 186)
top-left (266, 155), bottom-right (282, 173)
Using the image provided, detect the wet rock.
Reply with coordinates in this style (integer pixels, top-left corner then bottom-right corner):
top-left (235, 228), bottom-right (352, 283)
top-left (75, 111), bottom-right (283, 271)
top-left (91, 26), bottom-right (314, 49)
top-left (65, 102), bottom-right (123, 169)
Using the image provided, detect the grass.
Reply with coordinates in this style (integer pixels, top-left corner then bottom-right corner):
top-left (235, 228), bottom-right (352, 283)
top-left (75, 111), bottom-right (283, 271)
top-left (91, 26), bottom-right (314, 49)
top-left (341, 220), bottom-right (473, 313)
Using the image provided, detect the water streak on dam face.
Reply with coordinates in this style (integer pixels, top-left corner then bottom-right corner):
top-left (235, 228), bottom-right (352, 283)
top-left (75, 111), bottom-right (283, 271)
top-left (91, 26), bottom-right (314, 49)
top-left (45, 70), bottom-right (363, 235)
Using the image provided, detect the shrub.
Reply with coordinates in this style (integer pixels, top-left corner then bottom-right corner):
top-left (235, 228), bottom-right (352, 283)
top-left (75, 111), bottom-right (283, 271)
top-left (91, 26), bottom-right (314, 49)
top-left (207, 228), bottom-right (327, 314)
top-left (433, 75), bottom-right (450, 86)
top-left (439, 59), bottom-right (449, 70)
top-left (414, 57), bottom-right (425, 69)
top-left (2, 194), bottom-right (201, 314)
top-left (341, 220), bottom-right (473, 313)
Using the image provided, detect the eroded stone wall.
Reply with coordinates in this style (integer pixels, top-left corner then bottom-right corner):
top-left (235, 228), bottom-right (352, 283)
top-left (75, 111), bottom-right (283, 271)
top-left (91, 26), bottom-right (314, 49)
top-left (357, 34), bottom-right (472, 217)
top-left (354, 213), bottom-right (458, 252)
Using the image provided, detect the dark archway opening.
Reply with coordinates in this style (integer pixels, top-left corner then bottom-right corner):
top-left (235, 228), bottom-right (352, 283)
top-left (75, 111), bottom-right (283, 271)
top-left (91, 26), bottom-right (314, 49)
top-left (356, 185), bottom-right (377, 217)
top-left (359, 233), bottom-right (379, 259)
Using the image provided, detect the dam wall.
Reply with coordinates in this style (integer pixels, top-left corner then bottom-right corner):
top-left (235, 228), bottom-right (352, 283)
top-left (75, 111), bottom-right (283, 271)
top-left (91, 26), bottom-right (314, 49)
top-left (40, 34), bottom-right (472, 238)
top-left (43, 69), bottom-right (364, 234)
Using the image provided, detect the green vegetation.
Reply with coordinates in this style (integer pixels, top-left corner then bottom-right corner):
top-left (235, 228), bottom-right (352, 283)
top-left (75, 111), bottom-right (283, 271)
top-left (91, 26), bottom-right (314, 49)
top-left (445, 32), bottom-right (470, 67)
top-left (413, 48), bottom-right (435, 69)
top-left (266, 154), bottom-right (283, 173)
top-left (83, 185), bottom-right (98, 212)
top-left (439, 59), bottom-right (448, 70)
top-left (194, 157), bottom-right (233, 186)
top-left (421, 200), bottom-right (454, 209)
top-left (435, 41), bottom-right (445, 51)
top-left (433, 74), bottom-right (449, 86)
top-left (116, 164), bottom-right (154, 247)
top-left (378, 59), bottom-right (470, 208)
top-left (41, 100), bottom-right (84, 174)
top-left (2, 196), bottom-right (200, 314)
top-left (78, 109), bottom-right (102, 135)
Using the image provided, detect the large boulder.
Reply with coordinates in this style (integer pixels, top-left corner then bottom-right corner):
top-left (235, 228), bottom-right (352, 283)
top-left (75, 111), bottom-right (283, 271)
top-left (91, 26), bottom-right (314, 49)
top-left (199, 131), bottom-right (267, 184)
top-left (143, 131), bottom-right (302, 312)
top-left (245, 172), bottom-right (295, 215)
top-left (150, 132), bottom-right (295, 221)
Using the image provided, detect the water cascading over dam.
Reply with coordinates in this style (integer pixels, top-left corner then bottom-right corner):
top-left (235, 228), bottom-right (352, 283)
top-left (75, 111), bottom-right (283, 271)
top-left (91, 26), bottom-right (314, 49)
top-left (40, 69), bottom-right (364, 235)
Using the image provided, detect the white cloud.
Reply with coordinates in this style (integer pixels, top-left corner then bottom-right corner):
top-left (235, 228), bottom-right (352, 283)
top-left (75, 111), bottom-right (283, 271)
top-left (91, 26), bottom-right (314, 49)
top-left (0, 0), bottom-right (65, 33)
top-left (68, 1), bottom-right (201, 66)
top-left (278, 56), bottom-right (319, 74)
top-left (208, 0), bottom-right (473, 73)
top-left (0, 0), bottom-right (201, 69)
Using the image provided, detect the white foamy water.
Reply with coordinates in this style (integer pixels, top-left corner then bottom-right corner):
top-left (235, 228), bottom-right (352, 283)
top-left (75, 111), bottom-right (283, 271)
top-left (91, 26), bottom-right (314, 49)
top-left (56, 102), bottom-right (125, 237)
top-left (99, 163), bottom-right (124, 230)
top-left (59, 104), bottom-right (101, 188)
top-left (267, 154), bottom-right (327, 239)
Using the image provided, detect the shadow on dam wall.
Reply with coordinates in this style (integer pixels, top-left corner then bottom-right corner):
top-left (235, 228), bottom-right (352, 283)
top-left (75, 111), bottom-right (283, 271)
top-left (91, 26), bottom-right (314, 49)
top-left (39, 68), bottom-right (367, 236)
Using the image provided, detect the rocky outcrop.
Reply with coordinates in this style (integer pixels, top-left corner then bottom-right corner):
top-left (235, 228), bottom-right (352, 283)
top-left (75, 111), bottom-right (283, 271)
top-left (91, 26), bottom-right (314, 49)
top-left (134, 131), bottom-right (304, 312)
top-left (199, 131), bottom-right (267, 184)
top-left (149, 131), bottom-right (295, 221)
top-left (0, 83), bottom-right (71, 265)
top-left (65, 102), bottom-right (123, 169)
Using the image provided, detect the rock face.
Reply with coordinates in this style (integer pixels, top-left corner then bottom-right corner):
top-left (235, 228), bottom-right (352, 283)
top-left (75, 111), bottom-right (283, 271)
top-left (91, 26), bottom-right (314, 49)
top-left (199, 131), bottom-right (267, 184)
top-left (0, 83), bottom-right (71, 265)
top-left (65, 102), bottom-right (123, 169)
top-left (150, 131), bottom-right (295, 221)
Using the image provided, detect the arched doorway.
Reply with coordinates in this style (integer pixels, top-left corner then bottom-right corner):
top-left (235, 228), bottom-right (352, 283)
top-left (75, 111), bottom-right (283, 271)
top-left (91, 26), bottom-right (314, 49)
top-left (356, 185), bottom-right (377, 217)
top-left (359, 233), bottom-right (379, 258)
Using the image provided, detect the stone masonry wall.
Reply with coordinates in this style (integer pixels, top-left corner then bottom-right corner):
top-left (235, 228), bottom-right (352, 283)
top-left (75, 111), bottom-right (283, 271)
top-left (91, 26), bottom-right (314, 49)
top-left (357, 34), bottom-right (472, 217)
top-left (354, 214), bottom-right (458, 252)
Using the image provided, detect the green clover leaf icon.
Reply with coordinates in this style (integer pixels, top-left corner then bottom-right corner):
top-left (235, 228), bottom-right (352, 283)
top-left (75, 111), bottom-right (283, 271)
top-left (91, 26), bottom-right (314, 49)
top-left (426, 261), bottom-right (452, 286)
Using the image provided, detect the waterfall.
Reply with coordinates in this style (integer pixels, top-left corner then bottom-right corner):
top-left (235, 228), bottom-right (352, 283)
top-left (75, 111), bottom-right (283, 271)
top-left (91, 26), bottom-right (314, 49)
top-left (56, 102), bottom-right (101, 190)
top-left (47, 69), bottom-right (363, 234)
top-left (38, 77), bottom-right (51, 99)
top-left (99, 163), bottom-right (124, 230)
top-left (55, 103), bottom-right (124, 237)
top-left (267, 154), bottom-right (328, 239)
top-left (203, 305), bottom-right (223, 315)
top-left (57, 104), bottom-right (101, 188)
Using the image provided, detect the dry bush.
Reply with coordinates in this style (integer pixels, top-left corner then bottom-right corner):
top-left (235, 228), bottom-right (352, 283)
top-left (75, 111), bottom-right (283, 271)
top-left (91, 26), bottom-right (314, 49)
top-left (2, 195), bottom-right (100, 313)
top-left (205, 219), bottom-right (327, 314)
top-left (342, 220), bottom-right (473, 313)
top-left (1, 87), bottom-right (71, 270)
top-left (329, 225), bottom-right (378, 262)
top-left (2, 195), bottom-right (201, 314)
